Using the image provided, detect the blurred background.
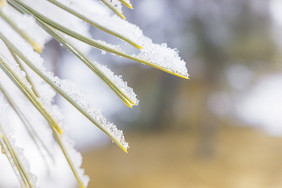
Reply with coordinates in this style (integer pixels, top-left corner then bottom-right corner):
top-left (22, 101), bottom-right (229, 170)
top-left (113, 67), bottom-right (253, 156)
top-left (3, 0), bottom-right (282, 187)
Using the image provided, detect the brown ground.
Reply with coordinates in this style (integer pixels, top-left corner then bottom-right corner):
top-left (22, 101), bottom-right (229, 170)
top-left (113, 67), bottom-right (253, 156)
top-left (83, 126), bottom-right (282, 188)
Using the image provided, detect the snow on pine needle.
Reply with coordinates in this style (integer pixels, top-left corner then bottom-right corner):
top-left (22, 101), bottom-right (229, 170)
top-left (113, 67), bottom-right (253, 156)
top-left (0, 93), bottom-right (38, 188)
top-left (0, 0), bottom-right (188, 187)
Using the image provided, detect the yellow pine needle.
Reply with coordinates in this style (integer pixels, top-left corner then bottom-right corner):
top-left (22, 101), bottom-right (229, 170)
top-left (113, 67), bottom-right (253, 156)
top-left (171, 72), bottom-right (189, 79)
top-left (119, 13), bottom-right (126, 20)
top-left (136, 45), bottom-right (143, 49)
top-left (0, 141), bottom-right (27, 188)
top-left (0, 142), bottom-right (5, 154)
top-left (0, 9), bottom-right (42, 53)
top-left (0, 0), bottom-right (7, 7)
top-left (52, 129), bottom-right (86, 188)
top-left (122, 146), bottom-right (128, 153)
top-left (100, 0), bottom-right (126, 19)
top-left (118, 0), bottom-right (133, 9)
top-left (31, 41), bottom-right (43, 53)
top-left (0, 135), bottom-right (5, 155)
top-left (0, 132), bottom-right (33, 188)
top-left (8, 47), bottom-right (40, 97)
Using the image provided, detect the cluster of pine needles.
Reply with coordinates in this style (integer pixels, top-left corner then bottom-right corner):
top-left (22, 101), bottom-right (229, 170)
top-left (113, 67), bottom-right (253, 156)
top-left (0, 0), bottom-right (188, 187)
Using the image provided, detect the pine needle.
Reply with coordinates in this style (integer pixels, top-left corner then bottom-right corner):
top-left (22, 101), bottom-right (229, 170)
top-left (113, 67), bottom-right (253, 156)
top-left (0, 128), bottom-right (34, 188)
top-left (0, 51), bottom-right (63, 136)
top-left (38, 21), bottom-right (136, 107)
top-left (7, 47), bottom-right (40, 97)
top-left (0, 9), bottom-right (42, 53)
top-left (100, 0), bottom-right (126, 19)
top-left (0, 0), bottom-right (7, 8)
top-left (9, 0), bottom-right (188, 79)
top-left (46, 0), bottom-right (142, 49)
top-left (117, 0), bottom-right (133, 9)
top-left (0, 84), bottom-right (55, 164)
top-left (0, 31), bottom-right (128, 152)
top-left (52, 129), bottom-right (86, 188)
